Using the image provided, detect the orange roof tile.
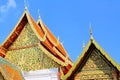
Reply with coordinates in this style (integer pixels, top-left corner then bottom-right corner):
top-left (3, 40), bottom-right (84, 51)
top-left (44, 25), bottom-right (67, 56)
top-left (38, 20), bottom-right (72, 59)
top-left (37, 18), bottom-right (73, 74)
top-left (28, 14), bottom-right (45, 38)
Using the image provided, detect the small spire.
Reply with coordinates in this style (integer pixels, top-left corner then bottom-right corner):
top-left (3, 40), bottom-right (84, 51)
top-left (38, 9), bottom-right (41, 19)
top-left (82, 41), bottom-right (85, 49)
top-left (24, 0), bottom-right (27, 10)
top-left (90, 23), bottom-right (93, 40)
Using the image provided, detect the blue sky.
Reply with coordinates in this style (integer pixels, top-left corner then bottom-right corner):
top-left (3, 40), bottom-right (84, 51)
top-left (0, 0), bottom-right (120, 63)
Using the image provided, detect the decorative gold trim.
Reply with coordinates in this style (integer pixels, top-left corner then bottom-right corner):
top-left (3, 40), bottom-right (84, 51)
top-left (53, 46), bottom-right (73, 65)
top-left (37, 18), bottom-right (47, 42)
top-left (38, 43), bottom-right (68, 66)
top-left (37, 18), bottom-right (59, 47)
top-left (37, 13), bottom-right (73, 68)
top-left (60, 67), bottom-right (64, 79)
top-left (8, 43), bottom-right (38, 51)
top-left (14, 31), bottom-right (19, 36)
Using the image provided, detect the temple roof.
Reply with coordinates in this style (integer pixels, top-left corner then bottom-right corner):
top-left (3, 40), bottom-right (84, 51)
top-left (63, 38), bottom-right (120, 79)
top-left (37, 15), bottom-right (72, 61)
top-left (0, 9), bottom-right (73, 74)
top-left (0, 57), bottom-right (24, 80)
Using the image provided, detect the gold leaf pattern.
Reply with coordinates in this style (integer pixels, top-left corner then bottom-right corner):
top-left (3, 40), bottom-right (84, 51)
top-left (5, 23), bottom-right (60, 71)
top-left (74, 49), bottom-right (117, 79)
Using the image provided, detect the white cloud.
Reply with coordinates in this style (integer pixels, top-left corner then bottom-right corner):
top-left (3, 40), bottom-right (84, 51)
top-left (0, 0), bottom-right (16, 22)
top-left (0, 0), bottom-right (16, 13)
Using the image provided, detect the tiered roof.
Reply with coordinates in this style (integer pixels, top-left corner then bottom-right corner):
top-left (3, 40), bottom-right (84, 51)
top-left (0, 9), bottom-right (73, 74)
top-left (0, 57), bottom-right (24, 80)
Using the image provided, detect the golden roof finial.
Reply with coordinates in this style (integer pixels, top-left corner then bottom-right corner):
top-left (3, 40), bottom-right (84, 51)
top-left (90, 23), bottom-right (93, 40)
top-left (24, 0), bottom-right (27, 10)
top-left (38, 9), bottom-right (41, 19)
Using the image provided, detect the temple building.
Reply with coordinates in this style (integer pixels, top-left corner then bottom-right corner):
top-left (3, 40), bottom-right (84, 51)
top-left (0, 5), bottom-right (72, 80)
top-left (63, 30), bottom-right (120, 80)
top-left (0, 5), bottom-right (120, 80)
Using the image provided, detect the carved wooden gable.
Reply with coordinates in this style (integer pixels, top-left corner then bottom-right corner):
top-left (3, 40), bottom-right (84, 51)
top-left (74, 47), bottom-right (118, 80)
top-left (5, 23), bottom-right (60, 71)
top-left (63, 39), bottom-right (120, 80)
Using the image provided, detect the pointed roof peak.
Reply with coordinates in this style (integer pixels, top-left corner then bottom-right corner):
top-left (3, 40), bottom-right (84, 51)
top-left (89, 23), bottom-right (94, 40)
top-left (37, 9), bottom-right (43, 24)
top-left (24, 0), bottom-right (28, 11)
